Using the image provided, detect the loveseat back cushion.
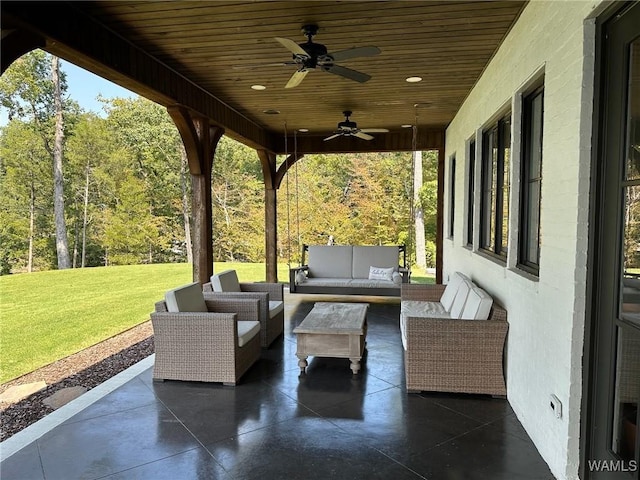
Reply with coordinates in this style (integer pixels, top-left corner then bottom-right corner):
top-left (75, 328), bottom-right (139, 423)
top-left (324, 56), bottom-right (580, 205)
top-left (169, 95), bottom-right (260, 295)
top-left (449, 279), bottom-right (472, 319)
top-left (461, 286), bottom-right (494, 320)
top-left (165, 282), bottom-right (208, 313)
top-left (307, 246), bottom-right (353, 278)
top-left (440, 272), bottom-right (470, 311)
top-left (237, 320), bottom-right (260, 347)
top-left (352, 246), bottom-right (399, 279)
top-left (211, 269), bottom-right (241, 292)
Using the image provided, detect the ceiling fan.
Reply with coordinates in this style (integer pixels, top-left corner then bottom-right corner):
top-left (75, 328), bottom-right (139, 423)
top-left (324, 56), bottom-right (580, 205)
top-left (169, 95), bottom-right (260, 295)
top-left (324, 111), bottom-right (389, 141)
top-left (268, 24), bottom-right (380, 88)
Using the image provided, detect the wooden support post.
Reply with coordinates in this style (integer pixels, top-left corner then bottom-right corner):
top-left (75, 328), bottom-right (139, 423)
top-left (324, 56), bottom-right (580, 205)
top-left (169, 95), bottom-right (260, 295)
top-left (257, 150), bottom-right (278, 283)
top-left (436, 147), bottom-right (444, 284)
top-left (168, 106), bottom-right (223, 285)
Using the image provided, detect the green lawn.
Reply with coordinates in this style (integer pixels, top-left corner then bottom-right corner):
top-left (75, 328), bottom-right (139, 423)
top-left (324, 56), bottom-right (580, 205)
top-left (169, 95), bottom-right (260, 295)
top-left (0, 262), bottom-right (290, 384)
top-left (0, 262), bottom-right (434, 384)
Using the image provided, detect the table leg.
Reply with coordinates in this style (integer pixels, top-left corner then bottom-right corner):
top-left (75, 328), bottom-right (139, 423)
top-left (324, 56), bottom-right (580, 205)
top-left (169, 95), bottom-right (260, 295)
top-left (350, 357), bottom-right (361, 375)
top-left (297, 355), bottom-right (308, 373)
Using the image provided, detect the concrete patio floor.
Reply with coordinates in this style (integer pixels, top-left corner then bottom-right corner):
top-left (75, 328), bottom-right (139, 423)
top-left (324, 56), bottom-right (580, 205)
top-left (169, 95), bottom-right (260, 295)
top-left (0, 293), bottom-right (554, 479)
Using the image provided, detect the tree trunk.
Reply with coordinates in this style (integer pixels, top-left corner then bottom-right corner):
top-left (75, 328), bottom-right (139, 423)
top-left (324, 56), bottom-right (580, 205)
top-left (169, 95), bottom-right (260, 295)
top-left (414, 150), bottom-right (426, 270)
top-left (180, 147), bottom-right (193, 264)
top-left (81, 162), bottom-right (90, 267)
top-left (28, 177), bottom-right (35, 273)
top-left (51, 55), bottom-right (71, 269)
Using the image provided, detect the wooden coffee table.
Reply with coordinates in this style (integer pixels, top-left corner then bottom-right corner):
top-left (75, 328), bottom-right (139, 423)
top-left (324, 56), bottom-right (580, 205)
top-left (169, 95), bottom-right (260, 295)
top-left (293, 302), bottom-right (368, 375)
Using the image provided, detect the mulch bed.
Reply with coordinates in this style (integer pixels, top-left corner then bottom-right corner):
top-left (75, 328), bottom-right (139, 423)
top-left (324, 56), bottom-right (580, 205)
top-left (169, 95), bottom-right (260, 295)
top-left (0, 324), bottom-right (154, 442)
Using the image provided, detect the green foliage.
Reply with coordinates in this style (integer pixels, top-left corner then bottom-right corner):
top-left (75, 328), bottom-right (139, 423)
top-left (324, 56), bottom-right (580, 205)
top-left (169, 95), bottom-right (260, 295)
top-left (1, 53), bottom-right (439, 273)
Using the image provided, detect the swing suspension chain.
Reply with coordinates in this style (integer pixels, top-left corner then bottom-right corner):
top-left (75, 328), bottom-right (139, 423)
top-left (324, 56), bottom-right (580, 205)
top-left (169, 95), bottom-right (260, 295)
top-left (284, 123), bottom-right (291, 269)
top-left (294, 131), bottom-right (301, 259)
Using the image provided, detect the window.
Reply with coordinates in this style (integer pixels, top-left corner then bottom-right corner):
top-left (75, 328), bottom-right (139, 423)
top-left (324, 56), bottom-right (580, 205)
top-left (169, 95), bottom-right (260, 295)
top-left (480, 114), bottom-right (511, 259)
top-left (467, 140), bottom-right (475, 247)
top-left (518, 86), bottom-right (544, 274)
top-left (449, 155), bottom-right (456, 238)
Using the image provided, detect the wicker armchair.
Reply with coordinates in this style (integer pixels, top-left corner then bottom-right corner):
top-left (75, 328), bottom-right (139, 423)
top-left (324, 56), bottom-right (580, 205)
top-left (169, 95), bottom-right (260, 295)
top-left (203, 270), bottom-right (284, 348)
top-left (401, 283), bottom-right (508, 396)
top-left (151, 283), bottom-right (261, 386)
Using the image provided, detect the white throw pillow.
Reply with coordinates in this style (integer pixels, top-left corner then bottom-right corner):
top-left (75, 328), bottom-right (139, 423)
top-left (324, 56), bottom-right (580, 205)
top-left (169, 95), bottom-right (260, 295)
top-left (369, 266), bottom-right (394, 281)
top-left (392, 272), bottom-right (403, 285)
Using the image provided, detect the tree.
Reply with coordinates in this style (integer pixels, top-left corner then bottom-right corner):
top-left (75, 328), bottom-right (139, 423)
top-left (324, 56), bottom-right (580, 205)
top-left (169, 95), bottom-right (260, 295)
top-left (51, 56), bottom-right (71, 268)
top-left (65, 113), bottom-right (113, 267)
top-left (103, 97), bottom-right (187, 263)
top-left (413, 150), bottom-right (426, 270)
top-left (0, 121), bottom-right (53, 272)
top-left (0, 50), bottom-right (72, 269)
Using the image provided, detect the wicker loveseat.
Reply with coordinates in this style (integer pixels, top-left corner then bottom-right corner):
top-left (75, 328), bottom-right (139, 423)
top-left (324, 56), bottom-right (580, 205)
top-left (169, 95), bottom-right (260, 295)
top-left (400, 274), bottom-right (508, 396)
top-left (289, 244), bottom-right (409, 296)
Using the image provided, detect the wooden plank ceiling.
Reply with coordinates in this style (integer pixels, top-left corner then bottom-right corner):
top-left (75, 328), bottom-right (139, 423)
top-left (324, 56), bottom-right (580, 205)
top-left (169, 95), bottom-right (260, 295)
top-left (6, 1), bottom-right (527, 153)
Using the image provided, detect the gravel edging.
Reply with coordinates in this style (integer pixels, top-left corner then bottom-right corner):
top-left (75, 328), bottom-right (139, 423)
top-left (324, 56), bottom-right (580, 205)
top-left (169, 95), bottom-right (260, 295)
top-left (0, 322), bottom-right (154, 442)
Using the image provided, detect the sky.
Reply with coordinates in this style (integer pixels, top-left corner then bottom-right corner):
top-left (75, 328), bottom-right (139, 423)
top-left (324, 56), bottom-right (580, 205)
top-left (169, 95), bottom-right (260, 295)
top-left (0, 59), bottom-right (138, 126)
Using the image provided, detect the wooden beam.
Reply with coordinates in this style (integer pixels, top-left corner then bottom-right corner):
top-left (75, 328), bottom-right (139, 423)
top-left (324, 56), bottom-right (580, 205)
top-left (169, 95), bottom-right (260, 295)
top-left (0, 26), bottom-right (45, 74)
top-left (270, 129), bottom-right (445, 155)
top-left (1, 2), bottom-right (272, 151)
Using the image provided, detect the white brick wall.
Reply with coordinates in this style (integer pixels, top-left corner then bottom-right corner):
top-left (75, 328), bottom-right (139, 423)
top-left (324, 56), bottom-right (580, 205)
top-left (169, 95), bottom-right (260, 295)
top-left (444, 2), bottom-right (604, 479)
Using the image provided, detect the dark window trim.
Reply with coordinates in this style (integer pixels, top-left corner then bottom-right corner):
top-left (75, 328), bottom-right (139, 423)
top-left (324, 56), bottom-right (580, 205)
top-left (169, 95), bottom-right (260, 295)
top-left (518, 85), bottom-right (544, 276)
top-left (480, 113), bottom-right (511, 262)
top-left (449, 155), bottom-right (456, 239)
top-left (467, 139), bottom-right (476, 247)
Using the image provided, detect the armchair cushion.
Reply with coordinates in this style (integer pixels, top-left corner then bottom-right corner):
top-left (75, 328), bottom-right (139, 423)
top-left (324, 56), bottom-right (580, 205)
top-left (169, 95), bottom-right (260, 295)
top-left (211, 270), bottom-right (241, 292)
top-left (269, 301), bottom-right (284, 319)
top-left (237, 320), bottom-right (261, 347)
top-left (165, 282), bottom-right (207, 313)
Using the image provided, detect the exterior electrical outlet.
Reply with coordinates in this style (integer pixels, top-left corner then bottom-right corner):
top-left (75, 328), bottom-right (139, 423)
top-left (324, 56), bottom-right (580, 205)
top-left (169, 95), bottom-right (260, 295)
top-left (550, 394), bottom-right (562, 419)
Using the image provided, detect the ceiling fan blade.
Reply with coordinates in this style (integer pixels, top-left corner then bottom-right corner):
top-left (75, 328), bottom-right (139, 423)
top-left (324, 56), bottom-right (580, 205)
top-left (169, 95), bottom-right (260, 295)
top-left (232, 62), bottom-right (295, 70)
top-left (360, 128), bottom-right (389, 133)
top-left (328, 46), bottom-right (381, 62)
top-left (323, 133), bottom-right (342, 141)
top-left (354, 131), bottom-right (374, 140)
top-left (324, 64), bottom-right (371, 83)
top-left (275, 37), bottom-right (309, 57)
top-left (285, 69), bottom-right (308, 89)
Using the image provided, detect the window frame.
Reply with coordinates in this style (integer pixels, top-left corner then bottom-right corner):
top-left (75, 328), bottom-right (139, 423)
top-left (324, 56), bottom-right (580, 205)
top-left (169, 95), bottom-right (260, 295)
top-left (466, 139), bottom-right (476, 247)
top-left (448, 155), bottom-right (456, 239)
top-left (480, 113), bottom-right (511, 260)
top-left (518, 85), bottom-right (544, 275)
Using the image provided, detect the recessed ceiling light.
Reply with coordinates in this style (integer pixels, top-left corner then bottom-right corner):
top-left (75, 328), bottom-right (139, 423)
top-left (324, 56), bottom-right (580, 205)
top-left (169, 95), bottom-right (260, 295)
top-left (298, 128), bottom-right (309, 133)
top-left (401, 124), bottom-right (413, 128)
top-left (263, 109), bottom-right (280, 115)
top-left (251, 84), bottom-right (266, 90)
top-left (406, 76), bottom-right (423, 83)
